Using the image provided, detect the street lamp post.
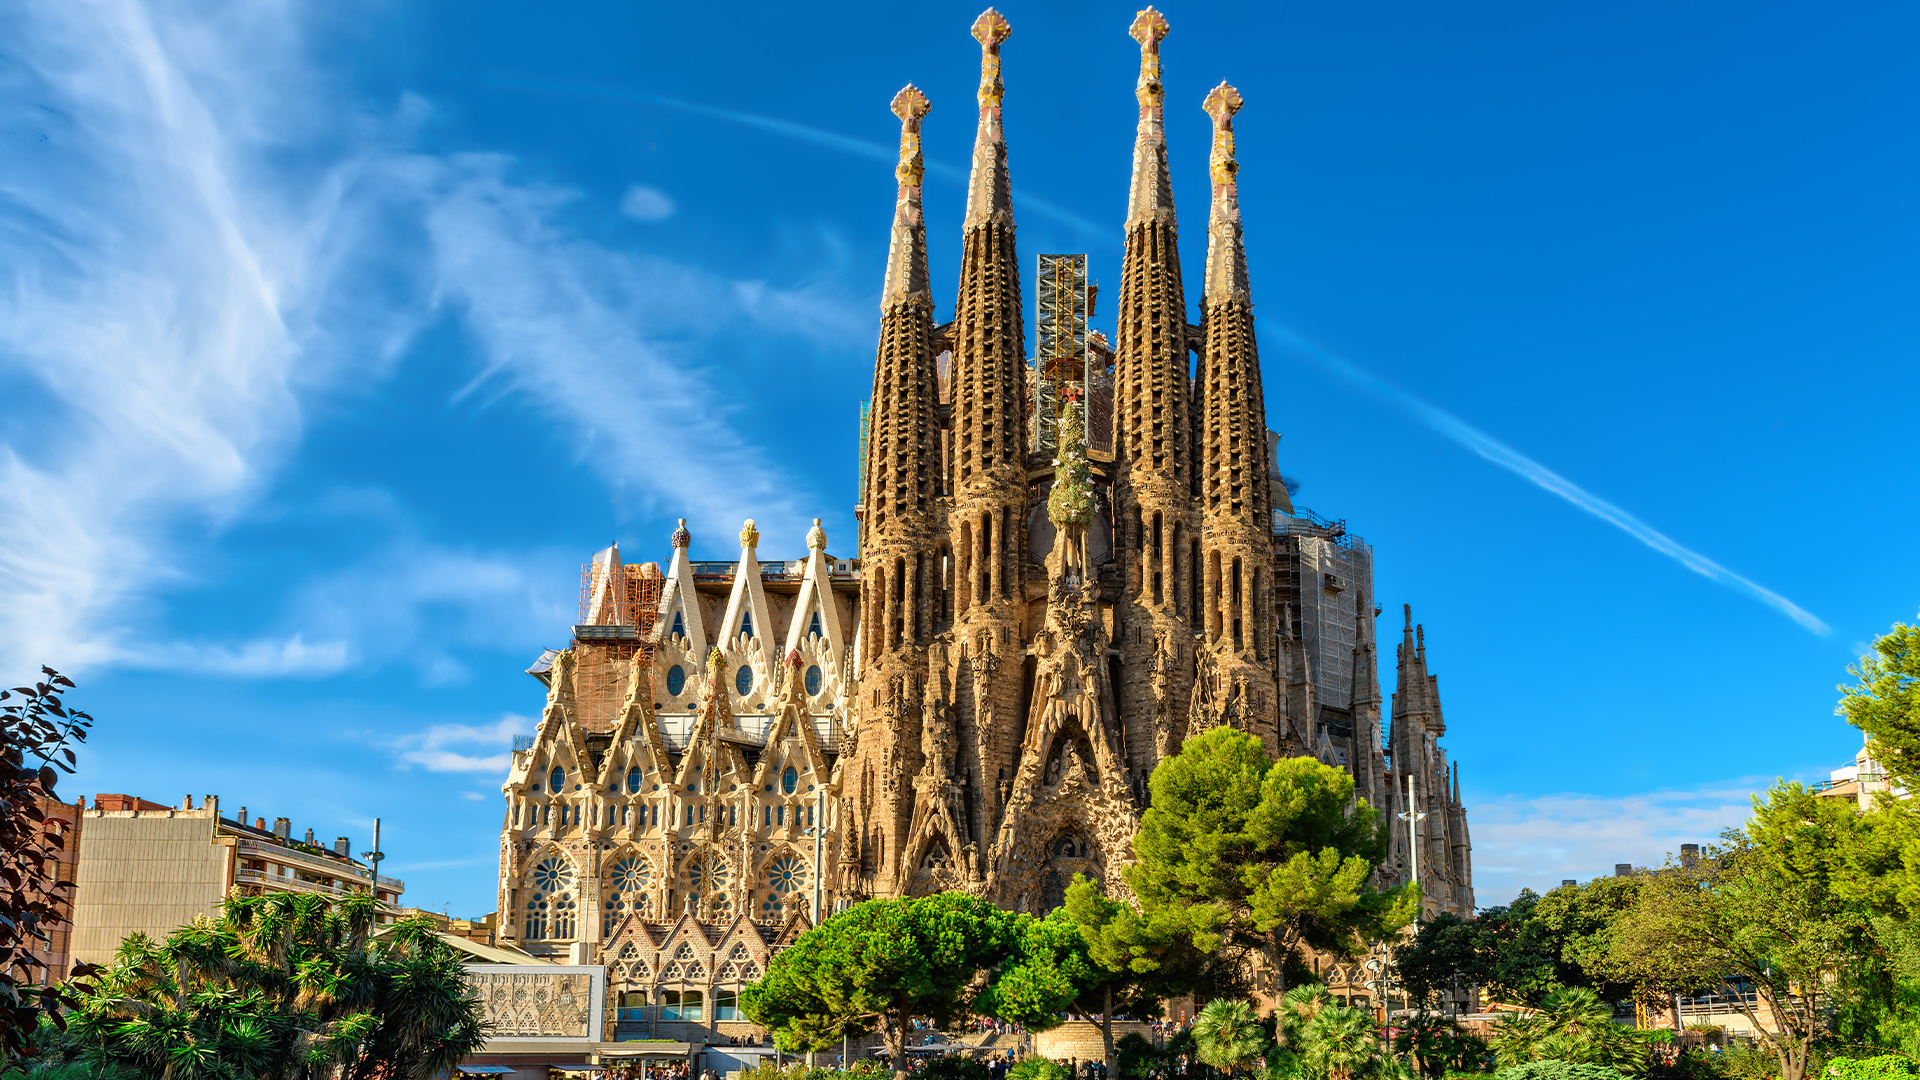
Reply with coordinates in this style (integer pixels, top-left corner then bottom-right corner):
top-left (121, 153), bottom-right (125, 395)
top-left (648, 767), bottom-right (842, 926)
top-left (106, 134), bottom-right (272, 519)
top-left (1398, 774), bottom-right (1428, 921)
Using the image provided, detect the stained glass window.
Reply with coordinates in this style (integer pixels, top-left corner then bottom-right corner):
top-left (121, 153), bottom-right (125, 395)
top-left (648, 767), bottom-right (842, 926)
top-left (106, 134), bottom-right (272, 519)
top-left (548, 766), bottom-right (565, 793)
top-left (735, 665), bottom-right (753, 695)
top-left (666, 665), bottom-right (686, 697)
top-left (740, 611), bottom-right (754, 637)
top-left (762, 855), bottom-right (807, 917)
top-left (525, 855), bottom-right (576, 940)
top-left (626, 766), bottom-right (642, 794)
top-left (670, 610), bottom-right (686, 638)
top-left (602, 855), bottom-right (653, 934)
top-left (804, 665), bottom-right (822, 695)
top-left (807, 610), bottom-right (823, 638)
top-left (782, 767), bottom-right (799, 795)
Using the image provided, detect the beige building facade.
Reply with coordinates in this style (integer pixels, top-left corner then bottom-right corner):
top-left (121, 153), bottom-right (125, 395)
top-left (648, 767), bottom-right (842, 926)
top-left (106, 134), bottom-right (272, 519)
top-left (66, 793), bottom-right (405, 967)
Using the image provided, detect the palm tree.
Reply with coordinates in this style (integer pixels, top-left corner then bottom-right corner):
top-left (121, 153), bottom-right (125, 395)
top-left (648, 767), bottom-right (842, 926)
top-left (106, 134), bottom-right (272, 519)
top-left (1489, 987), bottom-right (1644, 1074)
top-left (47, 893), bottom-right (487, 1079)
top-left (1301, 1006), bottom-right (1383, 1080)
top-left (1192, 1000), bottom-right (1267, 1077)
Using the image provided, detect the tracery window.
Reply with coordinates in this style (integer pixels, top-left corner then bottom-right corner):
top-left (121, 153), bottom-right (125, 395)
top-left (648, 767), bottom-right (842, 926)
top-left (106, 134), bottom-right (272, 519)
top-left (524, 855), bottom-right (577, 940)
top-left (603, 855), bottom-right (655, 935)
top-left (686, 853), bottom-right (730, 914)
top-left (762, 854), bottom-right (807, 917)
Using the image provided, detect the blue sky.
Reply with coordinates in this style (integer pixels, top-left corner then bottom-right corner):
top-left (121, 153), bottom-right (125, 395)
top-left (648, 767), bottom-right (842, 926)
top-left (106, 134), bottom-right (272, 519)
top-left (4, 0), bottom-right (1916, 918)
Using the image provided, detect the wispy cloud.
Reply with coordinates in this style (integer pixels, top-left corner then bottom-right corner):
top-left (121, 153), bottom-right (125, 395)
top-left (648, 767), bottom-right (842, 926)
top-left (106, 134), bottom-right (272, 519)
top-left (125, 635), bottom-right (352, 679)
top-left (479, 74), bottom-right (1112, 241)
top-left (1468, 777), bottom-right (1780, 905)
top-left (1263, 322), bottom-right (1831, 637)
top-left (389, 713), bottom-right (532, 773)
top-left (619, 184), bottom-right (675, 222)
top-left (0, 3), bottom-right (864, 678)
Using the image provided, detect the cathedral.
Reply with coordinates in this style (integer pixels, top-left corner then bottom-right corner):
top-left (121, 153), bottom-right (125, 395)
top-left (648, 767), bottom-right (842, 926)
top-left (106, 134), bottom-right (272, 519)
top-left (496, 7), bottom-right (1473, 1039)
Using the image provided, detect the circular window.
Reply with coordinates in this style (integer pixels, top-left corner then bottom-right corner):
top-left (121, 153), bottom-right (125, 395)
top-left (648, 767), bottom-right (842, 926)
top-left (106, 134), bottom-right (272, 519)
top-left (665, 665), bottom-right (686, 697)
top-left (781, 766), bottom-right (799, 795)
top-left (767, 855), bottom-right (806, 893)
top-left (531, 856), bottom-right (574, 894)
top-left (735, 665), bottom-right (754, 695)
top-left (548, 766), bottom-right (564, 793)
top-left (625, 766), bottom-right (642, 794)
top-left (804, 665), bottom-right (822, 695)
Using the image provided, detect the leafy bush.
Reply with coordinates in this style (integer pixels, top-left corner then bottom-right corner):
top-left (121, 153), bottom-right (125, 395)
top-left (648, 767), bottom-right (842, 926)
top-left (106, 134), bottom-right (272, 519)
top-left (916, 1057), bottom-right (991, 1080)
top-left (1718, 1047), bottom-right (1779, 1080)
top-left (1493, 1062), bottom-right (1634, 1080)
top-left (1010, 1058), bottom-right (1074, 1080)
top-left (1826, 1057), bottom-right (1920, 1080)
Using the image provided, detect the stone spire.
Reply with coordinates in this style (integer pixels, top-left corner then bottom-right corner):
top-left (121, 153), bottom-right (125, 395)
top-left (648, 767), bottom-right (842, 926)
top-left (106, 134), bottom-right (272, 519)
top-left (1202, 82), bottom-right (1250, 305)
top-left (1113, 5), bottom-right (1196, 770)
top-left (964, 9), bottom-right (1014, 230)
top-left (948, 5), bottom-right (1028, 854)
top-left (880, 86), bottom-right (933, 311)
top-left (1195, 81), bottom-right (1278, 750)
top-left (1126, 7), bottom-right (1175, 229)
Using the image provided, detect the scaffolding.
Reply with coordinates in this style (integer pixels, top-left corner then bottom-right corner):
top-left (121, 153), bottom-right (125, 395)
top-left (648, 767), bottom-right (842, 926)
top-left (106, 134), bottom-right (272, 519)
top-left (571, 558), bottom-right (664, 731)
top-left (1033, 253), bottom-right (1089, 455)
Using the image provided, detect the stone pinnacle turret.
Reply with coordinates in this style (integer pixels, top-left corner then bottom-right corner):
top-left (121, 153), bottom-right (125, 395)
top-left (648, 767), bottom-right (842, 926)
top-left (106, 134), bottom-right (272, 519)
top-left (1114, 5), bottom-right (1198, 765)
top-left (880, 86), bottom-right (933, 311)
top-left (1195, 80), bottom-right (1280, 753)
top-left (964, 9), bottom-right (1014, 230)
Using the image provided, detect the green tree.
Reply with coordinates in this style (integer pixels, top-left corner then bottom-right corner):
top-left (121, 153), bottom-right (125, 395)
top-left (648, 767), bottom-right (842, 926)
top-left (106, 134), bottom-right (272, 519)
top-left (1391, 1013), bottom-right (1484, 1080)
top-left (983, 877), bottom-right (1197, 1080)
top-left (1529, 879), bottom-right (1644, 1006)
top-left (1192, 999), bottom-right (1266, 1076)
top-left (1486, 987), bottom-right (1643, 1074)
top-left (1, 671), bottom-right (94, 1071)
top-left (1391, 914), bottom-right (1486, 1009)
top-left (741, 893), bottom-right (1017, 1080)
top-left (1608, 785), bottom-right (1873, 1080)
top-left (43, 891), bottom-right (486, 1080)
top-left (1838, 616), bottom-right (1920, 786)
top-left (1298, 1004), bottom-right (1389, 1080)
top-left (1474, 893), bottom-right (1560, 1006)
top-left (1127, 729), bottom-right (1413, 999)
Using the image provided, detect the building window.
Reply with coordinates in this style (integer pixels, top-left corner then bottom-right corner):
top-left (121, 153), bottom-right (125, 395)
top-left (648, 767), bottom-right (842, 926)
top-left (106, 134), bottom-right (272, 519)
top-left (549, 766), bottom-right (565, 793)
top-left (781, 767), bottom-right (798, 795)
top-left (763, 854), bottom-right (808, 918)
top-left (603, 855), bottom-right (654, 935)
top-left (618, 990), bottom-right (649, 1022)
top-left (670, 610), bottom-right (686, 638)
top-left (662, 989), bottom-right (703, 1022)
top-left (735, 665), bottom-right (754, 696)
top-left (807, 610), bottom-right (823, 639)
top-left (666, 665), bottom-right (686, 697)
top-left (804, 665), bottom-right (822, 695)
top-left (715, 988), bottom-right (740, 1021)
top-left (740, 611), bottom-right (754, 638)
top-left (525, 855), bottom-right (577, 940)
top-left (626, 767), bottom-right (643, 794)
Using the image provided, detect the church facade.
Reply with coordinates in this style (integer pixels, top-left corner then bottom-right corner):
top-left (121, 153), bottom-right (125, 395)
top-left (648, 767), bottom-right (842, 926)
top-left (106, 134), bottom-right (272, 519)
top-left (496, 6), bottom-right (1472, 1039)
